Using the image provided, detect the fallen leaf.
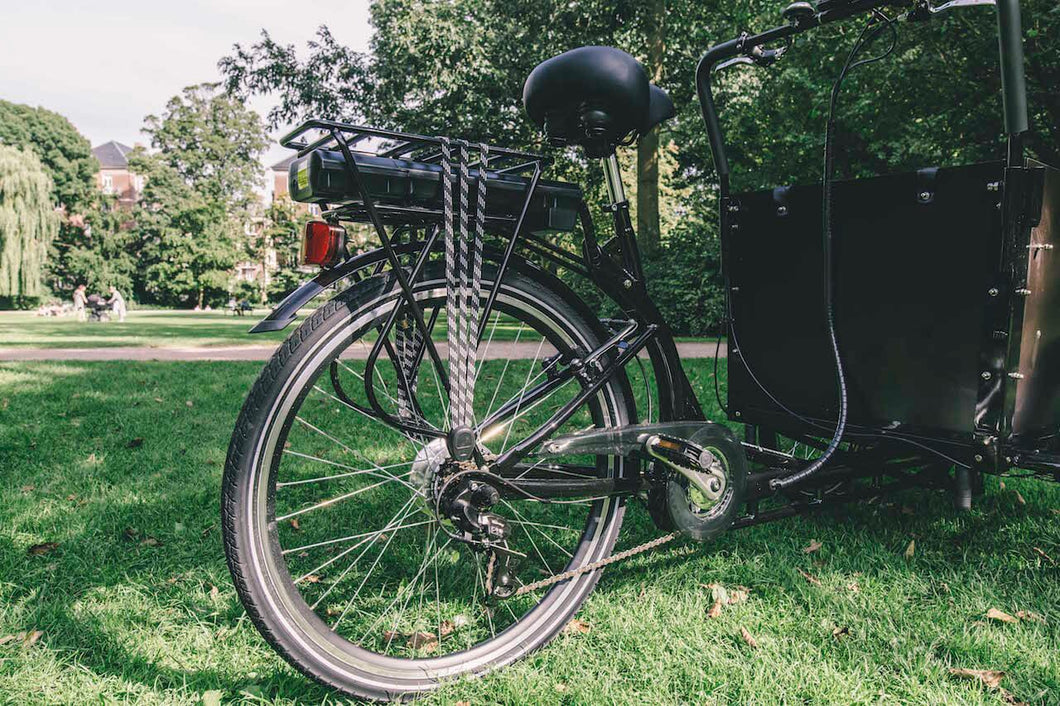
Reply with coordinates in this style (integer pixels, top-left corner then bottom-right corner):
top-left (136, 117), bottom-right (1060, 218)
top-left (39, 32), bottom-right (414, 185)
top-left (797, 568), bottom-right (821, 586)
top-left (563, 618), bottom-right (591, 634)
top-left (554, 683), bottom-right (568, 693)
top-left (406, 631), bottom-right (437, 649)
top-left (1032, 547), bottom-right (1055, 565)
top-left (22, 630), bottom-right (42, 647)
top-left (949, 667), bottom-right (1005, 690)
top-left (832, 626), bottom-right (850, 640)
top-left (846, 581), bottom-right (861, 593)
top-left (123, 527), bottom-right (140, 541)
top-left (140, 536), bottom-right (161, 547)
top-left (1000, 688), bottom-right (1027, 705)
top-left (986, 608), bottom-right (1019, 624)
top-left (707, 599), bottom-right (724, 619)
top-left (19, 485), bottom-right (34, 494)
top-left (186, 400), bottom-right (194, 407)
top-left (1014, 491), bottom-right (1026, 506)
top-left (728, 586), bottom-right (750, 605)
top-left (27, 542), bottom-right (59, 556)
top-left (1016, 610), bottom-right (1046, 624)
top-left (454, 702), bottom-right (471, 706)
top-left (739, 626), bottom-right (758, 649)
top-left (201, 689), bottom-right (223, 706)
top-left (298, 551), bottom-right (308, 558)
top-left (289, 518), bottom-right (301, 531)
top-left (904, 540), bottom-right (916, 559)
top-left (451, 614), bottom-right (470, 628)
top-left (153, 397), bottom-right (164, 404)
top-left (382, 630), bottom-right (402, 644)
top-left (703, 583), bottom-right (729, 604)
top-left (439, 620), bottom-right (455, 637)
top-left (209, 585), bottom-right (219, 599)
top-left (304, 575), bottom-right (320, 584)
top-left (0, 635), bottom-right (17, 647)
top-left (803, 540), bottom-right (823, 554)
top-left (125, 437), bottom-right (144, 449)
top-left (66, 494), bottom-right (78, 502)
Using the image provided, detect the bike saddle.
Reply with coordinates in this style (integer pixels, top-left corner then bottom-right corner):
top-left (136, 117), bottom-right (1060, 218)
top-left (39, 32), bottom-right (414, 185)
top-left (523, 46), bottom-right (675, 156)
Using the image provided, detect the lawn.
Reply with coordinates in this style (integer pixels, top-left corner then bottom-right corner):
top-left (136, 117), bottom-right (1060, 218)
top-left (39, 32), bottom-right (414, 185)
top-left (1, 309), bottom-right (660, 350)
top-left (0, 310), bottom-right (290, 349)
top-left (0, 359), bottom-right (1057, 704)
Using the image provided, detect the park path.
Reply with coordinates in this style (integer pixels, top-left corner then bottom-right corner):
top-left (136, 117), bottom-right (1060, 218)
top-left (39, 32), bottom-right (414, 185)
top-left (0, 341), bottom-right (726, 362)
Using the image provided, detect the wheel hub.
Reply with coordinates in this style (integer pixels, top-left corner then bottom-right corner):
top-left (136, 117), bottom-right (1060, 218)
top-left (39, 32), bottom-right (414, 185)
top-left (410, 437), bottom-right (450, 511)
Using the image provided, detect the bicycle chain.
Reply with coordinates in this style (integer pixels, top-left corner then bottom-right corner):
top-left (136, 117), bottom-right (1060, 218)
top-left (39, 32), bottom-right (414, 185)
top-left (486, 531), bottom-right (680, 599)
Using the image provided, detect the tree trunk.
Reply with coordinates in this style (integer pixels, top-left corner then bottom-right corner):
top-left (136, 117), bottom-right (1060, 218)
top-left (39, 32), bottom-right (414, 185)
top-left (636, 0), bottom-right (666, 255)
top-left (198, 287), bottom-right (204, 309)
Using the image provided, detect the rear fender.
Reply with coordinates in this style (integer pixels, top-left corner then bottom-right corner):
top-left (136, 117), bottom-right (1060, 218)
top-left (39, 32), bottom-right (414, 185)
top-left (249, 246), bottom-right (415, 333)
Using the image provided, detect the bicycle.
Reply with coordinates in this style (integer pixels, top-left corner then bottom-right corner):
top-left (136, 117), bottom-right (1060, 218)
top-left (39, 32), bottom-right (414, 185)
top-left (222, 0), bottom-right (1055, 698)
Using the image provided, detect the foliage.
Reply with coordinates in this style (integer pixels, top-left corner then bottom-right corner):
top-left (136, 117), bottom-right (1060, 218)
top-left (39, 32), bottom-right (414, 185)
top-left (0, 100), bottom-right (124, 304)
top-left (144, 84), bottom-right (268, 211)
top-left (129, 85), bottom-right (269, 308)
top-left (45, 195), bottom-right (138, 297)
top-left (220, 0), bottom-right (1060, 334)
top-left (0, 146), bottom-right (59, 305)
top-left (259, 196), bottom-right (308, 303)
top-left (130, 150), bottom-right (241, 308)
top-left (0, 100), bottom-right (98, 212)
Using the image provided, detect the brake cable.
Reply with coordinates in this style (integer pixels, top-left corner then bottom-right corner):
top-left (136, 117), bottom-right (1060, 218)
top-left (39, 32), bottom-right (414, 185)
top-left (753, 10), bottom-right (901, 489)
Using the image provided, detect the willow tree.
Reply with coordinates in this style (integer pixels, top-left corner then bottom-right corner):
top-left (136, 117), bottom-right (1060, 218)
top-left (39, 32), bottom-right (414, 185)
top-left (0, 145), bottom-right (59, 303)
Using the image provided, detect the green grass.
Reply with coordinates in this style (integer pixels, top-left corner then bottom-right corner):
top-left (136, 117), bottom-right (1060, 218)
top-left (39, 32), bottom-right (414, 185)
top-left (0, 310), bottom-right (291, 349)
top-left (1, 359), bottom-right (1058, 704)
top-left (2, 309), bottom-right (681, 350)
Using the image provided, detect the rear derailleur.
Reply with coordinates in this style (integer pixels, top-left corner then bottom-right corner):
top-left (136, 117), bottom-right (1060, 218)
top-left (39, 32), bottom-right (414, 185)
top-left (435, 474), bottom-right (522, 599)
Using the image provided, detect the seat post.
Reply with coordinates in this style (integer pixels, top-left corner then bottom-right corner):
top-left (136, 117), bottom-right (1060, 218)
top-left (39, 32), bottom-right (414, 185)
top-left (601, 154), bottom-right (627, 205)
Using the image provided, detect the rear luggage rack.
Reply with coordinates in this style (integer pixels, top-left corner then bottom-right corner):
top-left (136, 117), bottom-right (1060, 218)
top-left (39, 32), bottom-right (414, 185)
top-left (279, 119), bottom-right (580, 233)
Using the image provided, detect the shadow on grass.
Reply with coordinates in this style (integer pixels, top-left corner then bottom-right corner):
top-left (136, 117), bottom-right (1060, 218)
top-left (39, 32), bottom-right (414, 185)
top-left (0, 359), bottom-right (1058, 702)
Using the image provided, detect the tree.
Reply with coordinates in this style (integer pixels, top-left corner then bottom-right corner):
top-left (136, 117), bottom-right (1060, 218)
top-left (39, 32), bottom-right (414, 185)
top-left (0, 146), bottom-right (59, 304)
top-left (130, 149), bottom-right (242, 309)
top-left (258, 196), bottom-right (309, 303)
top-left (220, 0), bottom-right (1060, 334)
top-left (0, 100), bottom-right (98, 212)
top-left (47, 197), bottom-right (138, 296)
top-left (144, 83), bottom-right (268, 210)
top-left (130, 86), bottom-right (268, 307)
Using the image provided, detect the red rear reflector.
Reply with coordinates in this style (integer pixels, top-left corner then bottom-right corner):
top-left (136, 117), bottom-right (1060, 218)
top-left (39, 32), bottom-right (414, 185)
top-left (301, 221), bottom-right (346, 267)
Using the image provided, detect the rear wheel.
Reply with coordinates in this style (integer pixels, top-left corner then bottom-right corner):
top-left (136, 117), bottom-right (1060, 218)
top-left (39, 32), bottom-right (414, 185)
top-left (222, 260), bottom-right (635, 700)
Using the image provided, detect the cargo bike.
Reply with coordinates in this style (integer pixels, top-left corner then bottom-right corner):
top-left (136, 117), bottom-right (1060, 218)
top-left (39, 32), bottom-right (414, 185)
top-left (221, 0), bottom-right (1057, 698)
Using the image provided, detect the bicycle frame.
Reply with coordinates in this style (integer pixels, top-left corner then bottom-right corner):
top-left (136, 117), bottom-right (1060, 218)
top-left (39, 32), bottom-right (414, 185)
top-left (251, 0), bottom-right (1047, 505)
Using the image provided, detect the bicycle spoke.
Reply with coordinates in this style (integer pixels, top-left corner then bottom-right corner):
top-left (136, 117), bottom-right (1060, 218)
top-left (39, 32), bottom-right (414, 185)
top-left (294, 495), bottom-right (419, 586)
top-left (279, 451), bottom-right (414, 488)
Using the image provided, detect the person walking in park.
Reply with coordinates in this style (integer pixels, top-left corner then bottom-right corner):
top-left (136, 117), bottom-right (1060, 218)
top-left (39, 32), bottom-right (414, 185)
top-left (107, 286), bottom-right (127, 323)
top-left (72, 284), bottom-right (87, 322)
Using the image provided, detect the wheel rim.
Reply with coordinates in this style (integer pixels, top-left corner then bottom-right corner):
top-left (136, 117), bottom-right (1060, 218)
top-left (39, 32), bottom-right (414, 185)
top-left (240, 274), bottom-right (629, 685)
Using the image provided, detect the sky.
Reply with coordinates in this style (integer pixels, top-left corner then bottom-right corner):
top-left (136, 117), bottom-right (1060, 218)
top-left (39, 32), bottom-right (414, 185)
top-left (0, 0), bottom-right (373, 180)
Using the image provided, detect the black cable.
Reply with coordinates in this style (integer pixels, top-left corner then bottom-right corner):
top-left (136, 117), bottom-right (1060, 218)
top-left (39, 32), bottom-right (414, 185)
top-left (722, 19), bottom-right (967, 471)
top-left (762, 12), bottom-right (930, 488)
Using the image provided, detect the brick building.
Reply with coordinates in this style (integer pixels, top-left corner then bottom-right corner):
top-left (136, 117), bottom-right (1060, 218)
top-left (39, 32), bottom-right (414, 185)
top-left (92, 141), bottom-right (143, 208)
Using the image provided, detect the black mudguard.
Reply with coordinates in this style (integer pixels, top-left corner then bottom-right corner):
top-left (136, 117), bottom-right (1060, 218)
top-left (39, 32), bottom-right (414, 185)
top-left (249, 246), bottom-right (420, 333)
